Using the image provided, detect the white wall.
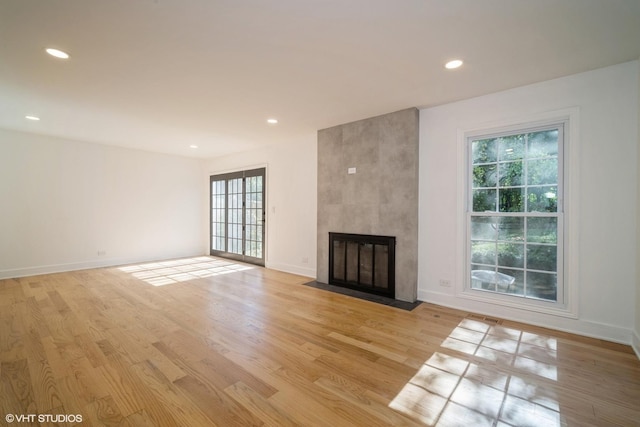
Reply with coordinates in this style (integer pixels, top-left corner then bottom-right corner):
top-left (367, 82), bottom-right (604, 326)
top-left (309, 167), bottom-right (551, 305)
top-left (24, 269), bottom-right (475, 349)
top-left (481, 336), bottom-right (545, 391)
top-left (203, 135), bottom-right (317, 278)
top-left (635, 56), bottom-right (640, 356)
top-left (419, 61), bottom-right (639, 344)
top-left (0, 129), bottom-right (205, 278)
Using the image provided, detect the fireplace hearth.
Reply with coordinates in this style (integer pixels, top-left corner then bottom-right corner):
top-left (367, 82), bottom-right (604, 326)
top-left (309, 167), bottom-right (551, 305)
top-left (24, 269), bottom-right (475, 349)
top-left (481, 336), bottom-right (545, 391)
top-left (329, 232), bottom-right (395, 298)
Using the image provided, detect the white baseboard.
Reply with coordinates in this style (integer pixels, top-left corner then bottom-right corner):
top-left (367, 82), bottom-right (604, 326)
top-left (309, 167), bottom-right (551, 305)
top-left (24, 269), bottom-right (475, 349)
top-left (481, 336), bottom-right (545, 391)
top-left (0, 252), bottom-right (205, 280)
top-left (2, 255), bottom-right (317, 282)
top-left (419, 289), bottom-right (634, 346)
top-left (633, 330), bottom-right (640, 360)
top-left (266, 261), bottom-right (316, 279)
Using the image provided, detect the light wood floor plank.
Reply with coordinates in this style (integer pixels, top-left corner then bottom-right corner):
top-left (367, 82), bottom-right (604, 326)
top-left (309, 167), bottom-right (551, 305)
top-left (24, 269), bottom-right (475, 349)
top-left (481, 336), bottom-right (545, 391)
top-left (0, 256), bottom-right (639, 426)
top-left (27, 359), bottom-right (62, 413)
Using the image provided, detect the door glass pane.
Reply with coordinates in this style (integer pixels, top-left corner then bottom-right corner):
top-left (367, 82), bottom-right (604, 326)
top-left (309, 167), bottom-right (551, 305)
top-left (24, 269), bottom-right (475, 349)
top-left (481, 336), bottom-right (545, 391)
top-left (256, 226), bottom-right (263, 258)
top-left (211, 180), bottom-right (226, 251)
top-left (227, 178), bottom-right (243, 255)
top-left (244, 174), bottom-right (263, 260)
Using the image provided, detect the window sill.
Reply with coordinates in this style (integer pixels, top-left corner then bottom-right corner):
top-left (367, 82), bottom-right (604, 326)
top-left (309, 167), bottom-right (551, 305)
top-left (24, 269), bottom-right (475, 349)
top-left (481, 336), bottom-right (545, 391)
top-left (458, 287), bottom-right (578, 319)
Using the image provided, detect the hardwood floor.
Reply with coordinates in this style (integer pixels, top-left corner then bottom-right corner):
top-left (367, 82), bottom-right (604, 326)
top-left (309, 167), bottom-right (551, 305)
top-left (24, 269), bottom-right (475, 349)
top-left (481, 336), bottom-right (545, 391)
top-left (1, 256), bottom-right (639, 426)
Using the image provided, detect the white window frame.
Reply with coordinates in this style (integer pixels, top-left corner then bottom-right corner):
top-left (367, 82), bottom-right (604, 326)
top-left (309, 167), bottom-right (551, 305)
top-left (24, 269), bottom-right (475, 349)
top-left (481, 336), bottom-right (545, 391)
top-left (456, 110), bottom-right (579, 318)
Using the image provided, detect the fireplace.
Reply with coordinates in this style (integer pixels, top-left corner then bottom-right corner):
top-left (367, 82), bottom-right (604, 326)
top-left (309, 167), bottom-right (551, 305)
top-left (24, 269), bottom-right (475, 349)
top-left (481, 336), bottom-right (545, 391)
top-left (329, 232), bottom-right (396, 298)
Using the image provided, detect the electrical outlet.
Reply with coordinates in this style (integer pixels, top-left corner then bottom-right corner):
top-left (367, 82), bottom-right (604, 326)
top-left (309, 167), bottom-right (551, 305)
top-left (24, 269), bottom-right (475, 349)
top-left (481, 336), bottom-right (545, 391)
top-left (302, 257), bottom-right (309, 264)
top-left (97, 250), bottom-right (107, 256)
top-left (439, 279), bottom-right (452, 287)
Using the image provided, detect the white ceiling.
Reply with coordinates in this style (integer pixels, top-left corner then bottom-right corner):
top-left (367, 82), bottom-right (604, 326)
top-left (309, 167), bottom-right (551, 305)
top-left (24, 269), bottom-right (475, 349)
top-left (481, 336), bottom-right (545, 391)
top-left (1, 0), bottom-right (639, 159)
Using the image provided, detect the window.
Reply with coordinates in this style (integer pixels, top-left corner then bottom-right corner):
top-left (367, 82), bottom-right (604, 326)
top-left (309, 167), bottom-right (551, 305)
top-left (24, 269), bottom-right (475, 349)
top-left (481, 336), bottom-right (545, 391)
top-left (210, 168), bottom-right (265, 266)
top-left (467, 123), bottom-right (564, 305)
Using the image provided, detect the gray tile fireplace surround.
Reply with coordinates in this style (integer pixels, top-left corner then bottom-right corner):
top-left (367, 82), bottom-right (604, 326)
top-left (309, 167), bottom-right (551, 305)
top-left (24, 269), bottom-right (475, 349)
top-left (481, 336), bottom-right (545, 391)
top-left (316, 108), bottom-right (419, 302)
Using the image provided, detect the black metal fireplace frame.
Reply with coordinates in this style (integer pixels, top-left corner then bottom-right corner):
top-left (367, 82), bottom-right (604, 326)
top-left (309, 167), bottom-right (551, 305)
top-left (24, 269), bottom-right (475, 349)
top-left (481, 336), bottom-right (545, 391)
top-left (328, 232), bottom-right (396, 298)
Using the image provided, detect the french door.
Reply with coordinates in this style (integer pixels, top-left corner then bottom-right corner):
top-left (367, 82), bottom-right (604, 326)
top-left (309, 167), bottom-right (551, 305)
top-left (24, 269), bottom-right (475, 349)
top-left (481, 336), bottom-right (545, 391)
top-left (210, 168), bottom-right (265, 266)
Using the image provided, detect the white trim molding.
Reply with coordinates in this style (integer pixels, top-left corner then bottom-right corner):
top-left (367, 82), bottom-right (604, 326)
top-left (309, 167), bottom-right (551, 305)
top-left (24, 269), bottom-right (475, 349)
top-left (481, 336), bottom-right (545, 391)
top-left (266, 261), bottom-right (315, 279)
top-left (419, 288), bottom-right (633, 346)
top-left (455, 107), bottom-right (581, 319)
top-left (0, 251), bottom-right (204, 280)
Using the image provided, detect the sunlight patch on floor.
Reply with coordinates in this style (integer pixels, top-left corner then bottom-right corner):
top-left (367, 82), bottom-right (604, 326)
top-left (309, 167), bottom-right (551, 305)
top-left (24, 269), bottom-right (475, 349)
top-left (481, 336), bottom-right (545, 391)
top-left (389, 319), bottom-right (561, 426)
top-left (119, 256), bottom-right (254, 286)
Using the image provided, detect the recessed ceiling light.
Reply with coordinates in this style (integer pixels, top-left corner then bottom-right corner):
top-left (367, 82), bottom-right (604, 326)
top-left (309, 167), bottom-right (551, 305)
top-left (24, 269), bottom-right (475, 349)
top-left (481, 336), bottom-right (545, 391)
top-left (267, 118), bottom-right (278, 125)
top-left (45, 48), bottom-right (70, 59)
top-left (445, 59), bottom-right (463, 69)
top-left (189, 144), bottom-right (199, 149)
top-left (25, 115), bottom-right (40, 121)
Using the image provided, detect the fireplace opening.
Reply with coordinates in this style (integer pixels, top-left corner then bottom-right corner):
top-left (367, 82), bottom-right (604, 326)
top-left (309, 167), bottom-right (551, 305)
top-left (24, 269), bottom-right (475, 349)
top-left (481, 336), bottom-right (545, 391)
top-left (329, 232), bottom-right (395, 298)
